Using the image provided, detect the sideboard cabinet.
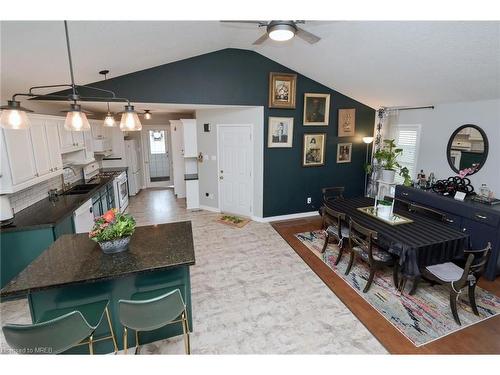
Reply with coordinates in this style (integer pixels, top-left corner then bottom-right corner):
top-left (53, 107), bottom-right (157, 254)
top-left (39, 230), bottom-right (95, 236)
top-left (395, 185), bottom-right (500, 280)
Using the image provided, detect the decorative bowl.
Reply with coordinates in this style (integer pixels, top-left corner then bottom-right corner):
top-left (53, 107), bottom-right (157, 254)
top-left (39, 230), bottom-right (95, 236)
top-left (98, 236), bottom-right (131, 254)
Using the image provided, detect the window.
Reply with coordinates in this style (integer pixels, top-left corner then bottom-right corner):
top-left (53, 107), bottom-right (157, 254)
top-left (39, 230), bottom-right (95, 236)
top-left (149, 130), bottom-right (166, 154)
top-left (392, 125), bottom-right (421, 184)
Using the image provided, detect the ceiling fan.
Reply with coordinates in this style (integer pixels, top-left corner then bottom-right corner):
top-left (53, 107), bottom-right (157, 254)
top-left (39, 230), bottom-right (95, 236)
top-left (220, 20), bottom-right (321, 45)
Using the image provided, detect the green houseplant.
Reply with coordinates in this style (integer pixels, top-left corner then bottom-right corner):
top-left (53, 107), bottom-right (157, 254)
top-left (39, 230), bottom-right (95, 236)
top-left (89, 209), bottom-right (136, 254)
top-left (366, 139), bottom-right (411, 185)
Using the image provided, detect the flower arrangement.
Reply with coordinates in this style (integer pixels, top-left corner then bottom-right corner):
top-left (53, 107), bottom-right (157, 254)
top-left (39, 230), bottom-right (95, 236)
top-left (89, 209), bottom-right (136, 243)
top-left (458, 165), bottom-right (478, 179)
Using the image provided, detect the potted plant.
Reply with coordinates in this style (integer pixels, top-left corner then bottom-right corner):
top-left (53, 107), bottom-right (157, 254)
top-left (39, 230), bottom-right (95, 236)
top-left (89, 209), bottom-right (136, 254)
top-left (366, 139), bottom-right (406, 184)
top-left (377, 199), bottom-right (392, 219)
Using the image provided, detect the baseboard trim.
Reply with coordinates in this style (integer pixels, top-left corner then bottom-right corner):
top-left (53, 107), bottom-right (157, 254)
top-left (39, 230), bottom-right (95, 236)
top-left (199, 204), bottom-right (221, 213)
top-left (252, 211), bottom-right (319, 223)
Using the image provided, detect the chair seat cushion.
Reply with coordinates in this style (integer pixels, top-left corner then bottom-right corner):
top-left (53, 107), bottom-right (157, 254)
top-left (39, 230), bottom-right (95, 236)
top-left (425, 262), bottom-right (464, 282)
top-left (36, 300), bottom-right (109, 329)
top-left (326, 225), bottom-right (349, 239)
top-left (353, 245), bottom-right (392, 262)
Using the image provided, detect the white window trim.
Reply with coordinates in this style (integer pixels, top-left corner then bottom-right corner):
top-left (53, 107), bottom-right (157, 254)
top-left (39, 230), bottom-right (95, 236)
top-left (389, 124), bottom-right (422, 180)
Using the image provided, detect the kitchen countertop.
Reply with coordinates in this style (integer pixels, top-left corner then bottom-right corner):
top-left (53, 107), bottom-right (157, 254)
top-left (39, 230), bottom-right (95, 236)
top-left (0, 221), bottom-right (196, 297)
top-left (0, 168), bottom-right (127, 233)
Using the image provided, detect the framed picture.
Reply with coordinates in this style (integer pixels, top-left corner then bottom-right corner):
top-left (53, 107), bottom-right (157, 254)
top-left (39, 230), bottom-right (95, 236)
top-left (337, 143), bottom-right (352, 163)
top-left (338, 108), bottom-right (356, 137)
top-left (268, 72), bottom-right (297, 109)
top-left (303, 133), bottom-right (326, 167)
top-left (268, 117), bottom-right (294, 148)
top-left (303, 93), bottom-right (330, 126)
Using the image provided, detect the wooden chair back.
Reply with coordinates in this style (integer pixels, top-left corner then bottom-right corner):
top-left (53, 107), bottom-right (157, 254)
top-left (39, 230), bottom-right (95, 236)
top-left (349, 219), bottom-right (377, 263)
top-left (322, 186), bottom-right (344, 203)
top-left (464, 242), bottom-right (491, 278)
top-left (321, 206), bottom-right (346, 239)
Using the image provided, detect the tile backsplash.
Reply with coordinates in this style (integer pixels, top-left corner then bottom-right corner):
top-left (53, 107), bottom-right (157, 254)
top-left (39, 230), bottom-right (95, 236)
top-left (9, 166), bottom-right (85, 214)
top-left (9, 176), bottom-right (63, 213)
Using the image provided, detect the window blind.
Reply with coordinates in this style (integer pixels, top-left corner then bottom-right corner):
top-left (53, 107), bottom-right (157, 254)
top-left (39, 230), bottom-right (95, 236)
top-left (393, 125), bottom-right (420, 184)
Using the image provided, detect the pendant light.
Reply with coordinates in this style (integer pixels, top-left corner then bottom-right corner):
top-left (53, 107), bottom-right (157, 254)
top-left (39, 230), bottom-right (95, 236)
top-left (99, 70), bottom-right (116, 127)
top-left (1, 21), bottom-right (137, 131)
top-left (144, 110), bottom-right (152, 120)
top-left (63, 103), bottom-right (90, 131)
top-left (120, 104), bottom-right (142, 131)
top-left (0, 100), bottom-right (33, 129)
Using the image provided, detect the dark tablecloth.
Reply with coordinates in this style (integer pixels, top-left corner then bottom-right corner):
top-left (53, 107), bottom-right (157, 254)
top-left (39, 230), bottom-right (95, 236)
top-left (325, 197), bottom-right (469, 277)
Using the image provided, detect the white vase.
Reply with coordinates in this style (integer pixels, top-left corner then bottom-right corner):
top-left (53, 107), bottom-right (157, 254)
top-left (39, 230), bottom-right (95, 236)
top-left (377, 204), bottom-right (392, 219)
top-left (381, 169), bottom-right (396, 183)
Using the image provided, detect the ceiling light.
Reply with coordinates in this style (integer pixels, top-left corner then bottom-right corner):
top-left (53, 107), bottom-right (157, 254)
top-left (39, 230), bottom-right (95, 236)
top-left (103, 113), bottom-right (116, 127)
top-left (0, 100), bottom-right (33, 129)
top-left (64, 103), bottom-right (90, 131)
top-left (268, 24), bottom-right (296, 41)
top-left (120, 105), bottom-right (142, 131)
top-left (144, 110), bottom-right (152, 120)
top-left (363, 136), bottom-right (374, 144)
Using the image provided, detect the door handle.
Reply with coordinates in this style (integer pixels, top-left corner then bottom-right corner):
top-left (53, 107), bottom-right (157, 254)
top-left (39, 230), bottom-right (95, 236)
top-left (219, 176), bottom-right (224, 180)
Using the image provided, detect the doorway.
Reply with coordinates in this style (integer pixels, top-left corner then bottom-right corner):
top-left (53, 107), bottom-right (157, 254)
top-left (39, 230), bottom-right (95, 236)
top-left (142, 126), bottom-right (172, 188)
top-left (217, 124), bottom-right (253, 217)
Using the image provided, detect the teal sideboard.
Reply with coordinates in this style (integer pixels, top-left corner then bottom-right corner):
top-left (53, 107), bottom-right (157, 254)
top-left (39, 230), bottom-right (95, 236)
top-left (0, 215), bottom-right (74, 289)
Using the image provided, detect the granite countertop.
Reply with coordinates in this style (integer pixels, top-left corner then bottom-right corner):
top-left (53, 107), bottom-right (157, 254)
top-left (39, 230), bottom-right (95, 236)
top-left (0, 221), bottom-right (196, 297)
top-left (184, 174), bottom-right (199, 181)
top-left (0, 168), bottom-right (127, 233)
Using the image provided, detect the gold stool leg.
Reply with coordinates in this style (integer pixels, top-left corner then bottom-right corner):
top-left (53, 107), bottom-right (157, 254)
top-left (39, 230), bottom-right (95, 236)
top-left (135, 330), bottom-right (140, 355)
top-left (88, 335), bottom-right (94, 355)
top-left (105, 307), bottom-right (119, 354)
top-left (182, 310), bottom-right (191, 354)
top-left (123, 327), bottom-right (128, 354)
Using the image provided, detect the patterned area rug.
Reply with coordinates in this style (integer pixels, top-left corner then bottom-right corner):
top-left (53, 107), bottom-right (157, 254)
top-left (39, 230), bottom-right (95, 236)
top-left (295, 230), bottom-right (500, 347)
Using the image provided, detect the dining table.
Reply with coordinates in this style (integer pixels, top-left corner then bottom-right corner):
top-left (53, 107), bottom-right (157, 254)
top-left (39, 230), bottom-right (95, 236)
top-left (325, 196), bottom-right (469, 294)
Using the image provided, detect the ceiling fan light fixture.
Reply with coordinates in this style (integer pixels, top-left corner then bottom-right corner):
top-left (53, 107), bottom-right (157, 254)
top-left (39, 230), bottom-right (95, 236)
top-left (103, 112), bottom-right (116, 127)
top-left (144, 110), bottom-right (152, 120)
top-left (0, 100), bottom-right (33, 129)
top-left (64, 103), bottom-right (90, 132)
top-left (268, 23), bottom-right (296, 41)
top-left (120, 105), bottom-right (142, 131)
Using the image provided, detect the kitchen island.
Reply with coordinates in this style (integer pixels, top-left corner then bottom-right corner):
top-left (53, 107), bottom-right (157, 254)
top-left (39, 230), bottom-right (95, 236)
top-left (0, 221), bottom-right (195, 354)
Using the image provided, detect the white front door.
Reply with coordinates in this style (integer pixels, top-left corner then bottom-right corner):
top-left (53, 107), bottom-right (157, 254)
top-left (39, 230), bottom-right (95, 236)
top-left (142, 126), bottom-right (171, 188)
top-left (218, 125), bottom-right (253, 217)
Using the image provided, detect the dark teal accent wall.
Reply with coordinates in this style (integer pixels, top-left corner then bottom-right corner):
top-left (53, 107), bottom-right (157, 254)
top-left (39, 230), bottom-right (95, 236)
top-left (54, 48), bottom-right (375, 217)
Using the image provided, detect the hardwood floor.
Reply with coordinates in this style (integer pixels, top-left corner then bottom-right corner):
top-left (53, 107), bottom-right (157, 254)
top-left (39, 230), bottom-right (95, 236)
top-left (271, 216), bottom-right (500, 354)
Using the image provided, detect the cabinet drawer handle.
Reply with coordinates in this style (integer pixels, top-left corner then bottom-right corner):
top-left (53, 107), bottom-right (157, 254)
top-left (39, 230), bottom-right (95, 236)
top-left (475, 214), bottom-right (487, 220)
top-left (402, 192), bottom-right (409, 196)
top-left (445, 218), bottom-right (454, 223)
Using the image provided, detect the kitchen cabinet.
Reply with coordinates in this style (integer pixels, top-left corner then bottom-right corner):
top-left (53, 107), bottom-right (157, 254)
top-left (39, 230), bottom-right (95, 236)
top-left (58, 121), bottom-right (85, 153)
top-left (91, 181), bottom-right (115, 217)
top-left (0, 115), bottom-right (64, 194)
top-left (182, 119), bottom-right (198, 157)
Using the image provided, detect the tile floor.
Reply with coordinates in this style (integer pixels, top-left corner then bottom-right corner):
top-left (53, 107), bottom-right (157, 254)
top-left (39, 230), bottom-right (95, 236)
top-left (0, 188), bottom-right (386, 354)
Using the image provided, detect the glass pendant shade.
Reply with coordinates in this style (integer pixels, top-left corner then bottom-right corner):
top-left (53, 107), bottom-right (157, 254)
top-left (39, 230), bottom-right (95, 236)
top-left (0, 100), bottom-right (32, 129)
top-left (64, 104), bottom-right (90, 131)
top-left (120, 105), bottom-right (142, 131)
top-left (103, 113), bottom-right (116, 127)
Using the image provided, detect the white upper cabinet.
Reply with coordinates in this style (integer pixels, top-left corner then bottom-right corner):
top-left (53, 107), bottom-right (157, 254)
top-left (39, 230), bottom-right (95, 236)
top-left (181, 119), bottom-right (198, 157)
top-left (2, 127), bottom-right (37, 186)
top-left (45, 121), bottom-right (63, 172)
top-left (58, 121), bottom-right (85, 153)
top-left (29, 119), bottom-right (52, 177)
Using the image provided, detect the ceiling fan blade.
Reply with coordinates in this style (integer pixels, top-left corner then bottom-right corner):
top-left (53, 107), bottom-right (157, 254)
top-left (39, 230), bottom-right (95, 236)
top-left (220, 20), bottom-right (267, 26)
top-left (252, 33), bottom-right (269, 45)
top-left (295, 27), bottom-right (321, 44)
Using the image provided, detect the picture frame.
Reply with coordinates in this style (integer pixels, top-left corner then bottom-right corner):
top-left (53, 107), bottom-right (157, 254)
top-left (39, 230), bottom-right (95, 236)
top-left (337, 143), bottom-right (352, 163)
top-left (338, 108), bottom-right (356, 137)
top-left (268, 72), bottom-right (297, 109)
top-left (303, 133), bottom-right (326, 167)
top-left (268, 117), bottom-right (294, 148)
top-left (303, 93), bottom-right (330, 126)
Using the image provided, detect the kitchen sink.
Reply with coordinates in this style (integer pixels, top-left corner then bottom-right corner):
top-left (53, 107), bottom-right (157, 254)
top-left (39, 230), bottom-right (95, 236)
top-left (62, 184), bottom-right (99, 195)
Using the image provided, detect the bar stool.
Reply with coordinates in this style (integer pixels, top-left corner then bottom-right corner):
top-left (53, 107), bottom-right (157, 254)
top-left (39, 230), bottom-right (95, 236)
top-left (118, 289), bottom-right (190, 354)
top-left (2, 299), bottom-right (118, 354)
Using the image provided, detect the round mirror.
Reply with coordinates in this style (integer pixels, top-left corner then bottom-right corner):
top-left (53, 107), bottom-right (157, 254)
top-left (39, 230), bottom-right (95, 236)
top-left (447, 124), bottom-right (488, 175)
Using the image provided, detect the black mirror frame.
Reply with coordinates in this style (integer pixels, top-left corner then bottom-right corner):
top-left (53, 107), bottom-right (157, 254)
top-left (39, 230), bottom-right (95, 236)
top-left (446, 124), bottom-right (489, 175)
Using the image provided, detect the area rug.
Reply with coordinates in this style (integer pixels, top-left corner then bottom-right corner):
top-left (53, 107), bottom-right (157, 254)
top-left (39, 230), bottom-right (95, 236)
top-left (295, 230), bottom-right (500, 347)
top-left (216, 215), bottom-right (251, 228)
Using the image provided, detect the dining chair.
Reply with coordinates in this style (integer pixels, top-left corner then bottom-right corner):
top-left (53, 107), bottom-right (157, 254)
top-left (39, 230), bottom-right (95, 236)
top-left (118, 288), bottom-right (190, 354)
top-left (422, 242), bottom-right (491, 325)
top-left (321, 186), bottom-right (344, 203)
top-left (344, 219), bottom-right (398, 293)
top-left (319, 206), bottom-right (349, 264)
top-left (2, 299), bottom-right (117, 354)
top-left (408, 203), bottom-right (447, 222)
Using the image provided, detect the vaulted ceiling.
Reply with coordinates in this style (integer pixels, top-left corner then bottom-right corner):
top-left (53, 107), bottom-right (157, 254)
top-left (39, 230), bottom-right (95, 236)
top-left (1, 20), bottom-right (499, 109)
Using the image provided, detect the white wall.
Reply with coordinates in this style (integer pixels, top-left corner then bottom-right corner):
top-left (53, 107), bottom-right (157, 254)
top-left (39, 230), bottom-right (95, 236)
top-left (195, 107), bottom-right (264, 218)
top-left (387, 99), bottom-right (500, 195)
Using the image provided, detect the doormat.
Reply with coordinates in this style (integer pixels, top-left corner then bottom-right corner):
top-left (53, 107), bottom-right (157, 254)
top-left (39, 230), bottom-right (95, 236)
top-left (295, 229), bottom-right (500, 347)
top-left (216, 215), bottom-right (250, 228)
